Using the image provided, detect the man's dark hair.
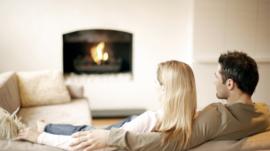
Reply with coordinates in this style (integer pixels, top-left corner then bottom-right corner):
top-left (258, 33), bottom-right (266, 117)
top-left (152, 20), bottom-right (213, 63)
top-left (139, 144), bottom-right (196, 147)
top-left (218, 51), bottom-right (259, 96)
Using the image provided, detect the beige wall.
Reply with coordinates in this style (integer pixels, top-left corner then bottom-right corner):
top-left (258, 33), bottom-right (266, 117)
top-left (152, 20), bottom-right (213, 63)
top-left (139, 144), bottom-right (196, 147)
top-left (0, 0), bottom-right (193, 110)
top-left (0, 0), bottom-right (269, 110)
top-left (193, 0), bottom-right (270, 109)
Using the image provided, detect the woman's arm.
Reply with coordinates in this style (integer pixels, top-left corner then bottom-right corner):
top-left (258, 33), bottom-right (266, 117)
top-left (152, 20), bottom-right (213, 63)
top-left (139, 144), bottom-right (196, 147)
top-left (120, 111), bottom-right (160, 133)
top-left (38, 132), bottom-right (72, 150)
top-left (16, 128), bottom-right (72, 150)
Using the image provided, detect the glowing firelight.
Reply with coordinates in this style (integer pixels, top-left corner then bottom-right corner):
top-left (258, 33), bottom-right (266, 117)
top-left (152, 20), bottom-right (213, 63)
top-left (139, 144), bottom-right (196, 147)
top-left (90, 42), bottom-right (109, 64)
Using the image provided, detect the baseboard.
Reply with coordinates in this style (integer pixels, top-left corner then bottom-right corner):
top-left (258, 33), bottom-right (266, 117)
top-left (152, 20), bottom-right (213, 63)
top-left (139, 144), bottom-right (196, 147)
top-left (91, 108), bottom-right (146, 118)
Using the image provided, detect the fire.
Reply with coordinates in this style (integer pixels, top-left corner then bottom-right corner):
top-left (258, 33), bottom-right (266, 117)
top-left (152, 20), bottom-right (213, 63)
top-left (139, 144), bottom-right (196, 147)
top-left (90, 42), bottom-right (109, 64)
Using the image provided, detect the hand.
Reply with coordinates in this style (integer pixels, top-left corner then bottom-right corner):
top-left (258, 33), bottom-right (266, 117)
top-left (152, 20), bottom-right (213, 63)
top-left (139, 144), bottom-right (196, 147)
top-left (70, 129), bottom-right (110, 151)
top-left (14, 128), bottom-right (41, 143)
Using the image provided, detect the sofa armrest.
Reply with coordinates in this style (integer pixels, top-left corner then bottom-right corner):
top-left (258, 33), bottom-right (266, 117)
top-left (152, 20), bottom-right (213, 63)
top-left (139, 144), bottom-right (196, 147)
top-left (0, 72), bottom-right (21, 113)
top-left (66, 84), bottom-right (85, 99)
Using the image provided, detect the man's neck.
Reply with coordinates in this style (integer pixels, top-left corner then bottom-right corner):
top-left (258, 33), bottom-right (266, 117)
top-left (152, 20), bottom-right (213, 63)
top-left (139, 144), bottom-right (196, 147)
top-left (227, 91), bottom-right (253, 105)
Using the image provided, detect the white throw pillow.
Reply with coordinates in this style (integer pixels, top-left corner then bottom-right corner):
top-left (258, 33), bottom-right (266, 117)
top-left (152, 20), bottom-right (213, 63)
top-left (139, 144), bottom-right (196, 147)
top-left (17, 70), bottom-right (71, 107)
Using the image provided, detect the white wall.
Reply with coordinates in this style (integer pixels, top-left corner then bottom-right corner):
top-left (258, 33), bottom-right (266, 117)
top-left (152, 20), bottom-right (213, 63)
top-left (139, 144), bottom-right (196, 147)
top-left (1, 0), bottom-right (269, 110)
top-left (193, 0), bottom-right (270, 109)
top-left (0, 0), bottom-right (194, 110)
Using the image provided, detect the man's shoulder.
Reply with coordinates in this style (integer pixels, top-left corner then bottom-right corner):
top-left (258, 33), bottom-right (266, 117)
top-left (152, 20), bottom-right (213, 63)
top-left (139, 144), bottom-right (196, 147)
top-left (188, 103), bottom-right (225, 148)
top-left (194, 102), bottom-right (230, 130)
top-left (206, 102), bottom-right (224, 107)
top-left (195, 103), bottom-right (224, 126)
top-left (201, 102), bottom-right (225, 114)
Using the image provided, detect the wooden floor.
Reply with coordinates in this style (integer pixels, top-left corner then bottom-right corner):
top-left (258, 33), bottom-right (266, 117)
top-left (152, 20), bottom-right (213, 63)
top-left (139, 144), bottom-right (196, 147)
top-left (92, 118), bottom-right (124, 127)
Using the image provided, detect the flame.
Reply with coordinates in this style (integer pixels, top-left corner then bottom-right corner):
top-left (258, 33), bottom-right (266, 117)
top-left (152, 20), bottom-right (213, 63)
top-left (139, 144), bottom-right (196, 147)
top-left (90, 42), bottom-right (109, 64)
top-left (103, 52), bottom-right (109, 61)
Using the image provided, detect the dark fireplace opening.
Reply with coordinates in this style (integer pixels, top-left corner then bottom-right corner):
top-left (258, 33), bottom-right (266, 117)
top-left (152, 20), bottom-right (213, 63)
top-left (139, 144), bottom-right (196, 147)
top-left (63, 29), bottom-right (132, 74)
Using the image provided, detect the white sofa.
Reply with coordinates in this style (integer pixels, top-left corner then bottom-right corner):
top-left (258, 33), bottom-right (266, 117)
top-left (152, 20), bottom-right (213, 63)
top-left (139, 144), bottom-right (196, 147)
top-left (0, 72), bottom-right (92, 151)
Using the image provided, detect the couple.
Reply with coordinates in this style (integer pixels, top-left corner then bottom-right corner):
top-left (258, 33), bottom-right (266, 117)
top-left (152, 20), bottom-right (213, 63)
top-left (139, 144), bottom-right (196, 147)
top-left (17, 51), bottom-right (270, 151)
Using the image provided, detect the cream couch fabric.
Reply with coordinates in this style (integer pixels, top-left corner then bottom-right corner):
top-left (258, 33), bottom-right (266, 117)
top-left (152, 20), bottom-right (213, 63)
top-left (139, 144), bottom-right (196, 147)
top-left (18, 98), bottom-right (91, 128)
top-left (17, 70), bottom-right (71, 107)
top-left (0, 140), bottom-right (62, 151)
top-left (0, 72), bottom-right (92, 151)
top-left (0, 72), bottom-right (21, 113)
top-left (189, 130), bottom-right (270, 151)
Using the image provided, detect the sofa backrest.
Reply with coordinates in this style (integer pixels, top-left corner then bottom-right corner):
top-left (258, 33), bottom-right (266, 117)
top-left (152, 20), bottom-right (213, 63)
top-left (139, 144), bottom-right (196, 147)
top-left (0, 72), bottom-right (21, 113)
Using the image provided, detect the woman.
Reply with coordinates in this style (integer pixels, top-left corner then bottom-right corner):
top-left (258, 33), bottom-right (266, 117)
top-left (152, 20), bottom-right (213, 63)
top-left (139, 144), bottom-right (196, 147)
top-left (16, 60), bottom-right (197, 151)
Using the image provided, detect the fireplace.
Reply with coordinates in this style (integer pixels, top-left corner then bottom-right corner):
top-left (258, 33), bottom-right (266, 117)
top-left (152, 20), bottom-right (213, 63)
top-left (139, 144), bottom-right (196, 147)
top-left (63, 29), bottom-right (132, 74)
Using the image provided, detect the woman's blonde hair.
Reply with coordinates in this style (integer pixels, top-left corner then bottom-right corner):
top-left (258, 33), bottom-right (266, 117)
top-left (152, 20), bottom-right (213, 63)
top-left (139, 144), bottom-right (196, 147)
top-left (155, 60), bottom-right (197, 149)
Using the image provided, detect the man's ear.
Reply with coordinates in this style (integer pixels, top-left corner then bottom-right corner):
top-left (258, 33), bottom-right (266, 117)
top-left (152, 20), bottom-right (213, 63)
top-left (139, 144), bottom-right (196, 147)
top-left (225, 79), bottom-right (235, 90)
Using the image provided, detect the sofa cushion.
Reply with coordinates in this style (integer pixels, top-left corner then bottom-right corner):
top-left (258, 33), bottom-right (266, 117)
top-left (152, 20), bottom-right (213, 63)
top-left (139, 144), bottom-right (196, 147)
top-left (0, 140), bottom-right (62, 151)
top-left (66, 84), bottom-right (84, 99)
top-left (18, 99), bottom-right (91, 128)
top-left (189, 130), bottom-right (270, 151)
top-left (240, 130), bottom-right (270, 150)
top-left (17, 70), bottom-right (71, 107)
top-left (0, 72), bottom-right (21, 114)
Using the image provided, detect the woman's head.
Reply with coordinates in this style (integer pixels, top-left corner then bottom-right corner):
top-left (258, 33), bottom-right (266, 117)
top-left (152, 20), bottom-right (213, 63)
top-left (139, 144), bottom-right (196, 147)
top-left (156, 60), bottom-right (197, 148)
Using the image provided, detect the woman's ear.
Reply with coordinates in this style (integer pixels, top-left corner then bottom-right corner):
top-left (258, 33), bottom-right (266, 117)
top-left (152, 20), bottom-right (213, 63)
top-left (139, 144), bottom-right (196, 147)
top-left (225, 79), bottom-right (235, 90)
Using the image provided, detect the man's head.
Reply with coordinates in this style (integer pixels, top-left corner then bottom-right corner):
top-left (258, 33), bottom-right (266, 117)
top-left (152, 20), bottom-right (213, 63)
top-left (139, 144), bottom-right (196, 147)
top-left (214, 51), bottom-right (259, 99)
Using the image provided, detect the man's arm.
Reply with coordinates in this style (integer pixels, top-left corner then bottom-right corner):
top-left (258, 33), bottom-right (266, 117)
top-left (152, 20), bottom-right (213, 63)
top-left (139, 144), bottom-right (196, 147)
top-left (107, 103), bottom-right (223, 151)
top-left (69, 104), bottom-right (223, 151)
top-left (107, 128), bottom-right (177, 151)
